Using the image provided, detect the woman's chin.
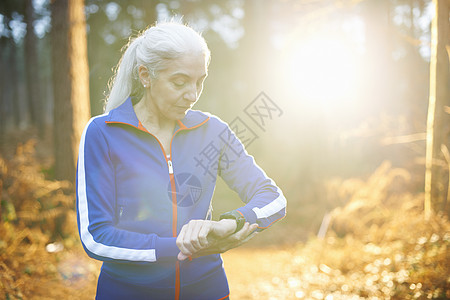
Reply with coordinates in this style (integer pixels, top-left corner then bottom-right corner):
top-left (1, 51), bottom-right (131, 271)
top-left (177, 107), bottom-right (191, 115)
top-left (169, 110), bottom-right (189, 121)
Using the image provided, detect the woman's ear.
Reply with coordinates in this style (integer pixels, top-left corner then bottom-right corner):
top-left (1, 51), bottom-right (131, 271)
top-left (138, 65), bottom-right (151, 88)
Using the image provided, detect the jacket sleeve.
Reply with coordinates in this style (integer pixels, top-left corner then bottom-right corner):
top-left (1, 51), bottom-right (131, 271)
top-left (76, 118), bottom-right (179, 263)
top-left (217, 123), bottom-right (287, 230)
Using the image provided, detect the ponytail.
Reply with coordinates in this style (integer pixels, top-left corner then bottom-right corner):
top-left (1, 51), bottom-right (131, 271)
top-left (104, 35), bottom-right (144, 113)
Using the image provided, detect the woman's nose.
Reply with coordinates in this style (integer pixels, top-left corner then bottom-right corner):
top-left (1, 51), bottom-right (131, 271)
top-left (184, 86), bottom-right (198, 102)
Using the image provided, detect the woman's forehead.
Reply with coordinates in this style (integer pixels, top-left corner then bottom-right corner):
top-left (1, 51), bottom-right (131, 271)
top-left (164, 53), bottom-right (208, 78)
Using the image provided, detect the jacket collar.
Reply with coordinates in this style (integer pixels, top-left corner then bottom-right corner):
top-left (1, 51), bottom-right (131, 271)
top-left (106, 97), bottom-right (210, 130)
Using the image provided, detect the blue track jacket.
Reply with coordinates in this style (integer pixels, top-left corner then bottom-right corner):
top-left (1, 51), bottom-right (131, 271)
top-left (76, 98), bottom-right (287, 300)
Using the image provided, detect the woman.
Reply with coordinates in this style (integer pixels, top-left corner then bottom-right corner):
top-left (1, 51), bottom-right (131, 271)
top-left (77, 22), bottom-right (286, 300)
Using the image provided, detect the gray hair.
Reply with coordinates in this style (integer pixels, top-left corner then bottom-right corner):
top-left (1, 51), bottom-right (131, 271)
top-left (104, 22), bottom-right (211, 113)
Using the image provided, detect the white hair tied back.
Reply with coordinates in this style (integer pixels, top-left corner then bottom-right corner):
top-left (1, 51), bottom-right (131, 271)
top-left (104, 22), bottom-right (211, 113)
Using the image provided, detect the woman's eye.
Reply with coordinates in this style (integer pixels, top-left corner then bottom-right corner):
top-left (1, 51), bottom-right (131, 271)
top-left (173, 81), bottom-right (185, 87)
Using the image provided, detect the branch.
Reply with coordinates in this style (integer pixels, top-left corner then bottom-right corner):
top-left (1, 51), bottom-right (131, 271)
top-left (380, 133), bottom-right (426, 145)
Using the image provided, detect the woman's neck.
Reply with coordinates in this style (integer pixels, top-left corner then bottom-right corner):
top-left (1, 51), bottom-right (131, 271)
top-left (133, 96), bottom-right (175, 134)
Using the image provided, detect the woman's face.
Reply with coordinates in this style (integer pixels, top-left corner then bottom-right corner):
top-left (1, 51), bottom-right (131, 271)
top-left (147, 52), bottom-right (208, 121)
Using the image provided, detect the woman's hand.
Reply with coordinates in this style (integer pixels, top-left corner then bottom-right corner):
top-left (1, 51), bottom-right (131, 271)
top-left (176, 220), bottom-right (216, 258)
top-left (176, 219), bottom-right (258, 261)
top-left (176, 219), bottom-right (236, 258)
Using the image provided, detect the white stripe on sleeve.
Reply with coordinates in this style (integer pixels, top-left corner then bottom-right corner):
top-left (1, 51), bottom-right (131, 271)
top-left (252, 187), bottom-right (287, 219)
top-left (77, 114), bottom-right (157, 262)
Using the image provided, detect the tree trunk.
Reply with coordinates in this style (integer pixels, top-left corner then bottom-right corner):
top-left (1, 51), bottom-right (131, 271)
top-left (0, 38), bottom-right (6, 146)
top-left (362, 0), bottom-right (393, 114)
top-left (239, 0), bottom-right (272, 93)
top-left (24, 0), bottom-right (43, 135)
top-left (8, 38), bottom-right (22, 129)
top-left (51, 0), bottom-right (90, 182)
top-left (0, 37), bottom-right (24, 142)
top-left (424, 0), bottom-right (450, 218)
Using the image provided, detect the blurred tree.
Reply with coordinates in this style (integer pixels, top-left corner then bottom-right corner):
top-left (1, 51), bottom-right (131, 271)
top-left (0, 39), bottom-right (5, 144)
top-left (24, 0), bottom-right (43, 136)
top-left (7, 39), bottom-right (23, 129)
top-left (424, 0), bottom-right (450, 218)
top-left (239, 0), bottom-right (273, 93)
top-left (51, 0), bottom-right (90, 181)
top-left (392, 0), bottom-right (430, 129)
top-left (361, 0), bottom-right (395, 114)
top-left (0, 0), bottom-right (27, 139)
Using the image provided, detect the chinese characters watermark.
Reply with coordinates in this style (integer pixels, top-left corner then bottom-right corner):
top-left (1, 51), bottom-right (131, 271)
top-left (244, 92), bottom-right (283, 132)
top-left (167, 173), bottom-right (202, 207)
top-left (193, 92), bottom-right (283, 181)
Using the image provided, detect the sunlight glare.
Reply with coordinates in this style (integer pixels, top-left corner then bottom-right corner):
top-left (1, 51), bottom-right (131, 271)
top-left (288, 37), bottom-right (358, 104)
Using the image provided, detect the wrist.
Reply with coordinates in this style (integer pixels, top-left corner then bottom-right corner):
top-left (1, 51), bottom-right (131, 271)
top-left (219, 210), bottom-right (246, 233)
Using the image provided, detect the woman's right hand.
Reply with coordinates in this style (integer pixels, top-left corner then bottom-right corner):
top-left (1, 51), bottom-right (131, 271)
top-left (176, 219), bottom-right (235, 257)
top-left (176, 220), bottom-right (216, 258)
top-left (176, 219), bottom-right (257, 260)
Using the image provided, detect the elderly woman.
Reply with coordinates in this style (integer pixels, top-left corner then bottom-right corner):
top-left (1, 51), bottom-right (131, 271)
top-left (77, 22), bottom-right (286, 300)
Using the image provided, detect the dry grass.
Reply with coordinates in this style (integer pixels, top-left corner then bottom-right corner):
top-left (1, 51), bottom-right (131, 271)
top-left (0, 140), bottom-right (99, 300)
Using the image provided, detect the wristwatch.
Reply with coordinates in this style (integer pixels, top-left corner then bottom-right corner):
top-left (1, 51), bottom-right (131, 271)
top-left (219, 210), bottom-right (246, 233)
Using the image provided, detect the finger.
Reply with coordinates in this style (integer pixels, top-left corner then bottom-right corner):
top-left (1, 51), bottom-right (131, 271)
top-left (182, 220), bottom-right (201, 254)
top-left (237, 224), bottom-right (259, 244)
top-left (198, 222), bottom-right (211, 248)
top-left (233, 222), bottom-right (252, 239)
top-left (178, 252), bottom-right (189, 261)
top-left (231, 223), bottom-right (258, 244)
top-left (249, 223), bottom-right (259, 232)
top-left (242, 223), bottom-right (258, 236)
top-left (192, 220), bottom-right (211, 250)
top-left (177, 221), bottom-right (201, 255)
top-left (176, 224), bottom-right (191, 255)
top-left (184, 220), bottom-right (210, 254)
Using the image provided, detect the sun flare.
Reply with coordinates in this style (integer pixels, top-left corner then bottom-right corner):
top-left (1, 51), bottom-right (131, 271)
top-left (287, 37), bottom-right (359, 104)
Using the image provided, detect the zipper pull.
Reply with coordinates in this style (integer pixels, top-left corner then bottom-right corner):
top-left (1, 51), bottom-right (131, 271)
top-left (167, 160), bottom-right (173, 174)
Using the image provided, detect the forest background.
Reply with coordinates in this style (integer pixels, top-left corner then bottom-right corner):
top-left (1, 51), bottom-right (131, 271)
top-left (0, 0), bottom-right (449, 299)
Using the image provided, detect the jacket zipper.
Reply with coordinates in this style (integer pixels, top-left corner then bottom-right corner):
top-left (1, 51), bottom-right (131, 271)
top-left (124, 123), bottom-right (182, 299)
top-left (106, 120), bottom-right (192, 300)
top-left (167, 159), bottom-right (174, 174)
top-left (166, 154), bottom-right (180, 300)
top-left (139, 129), bottom-right (181, 300)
